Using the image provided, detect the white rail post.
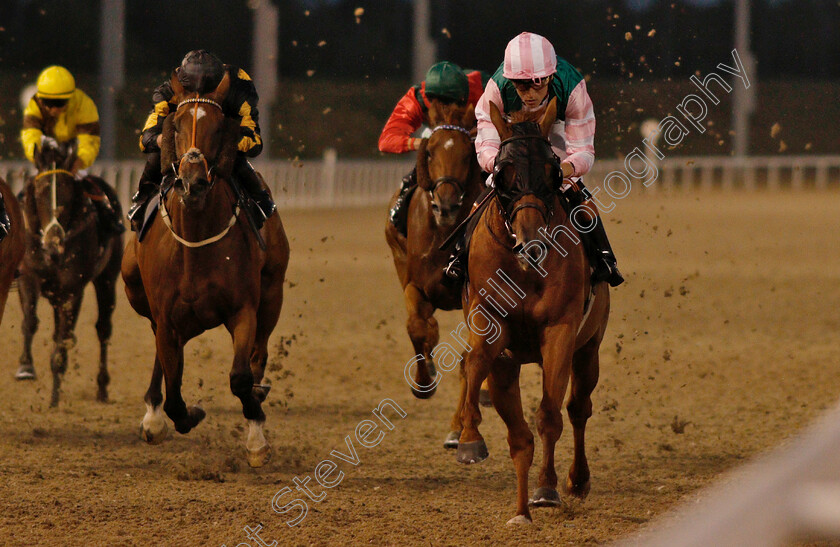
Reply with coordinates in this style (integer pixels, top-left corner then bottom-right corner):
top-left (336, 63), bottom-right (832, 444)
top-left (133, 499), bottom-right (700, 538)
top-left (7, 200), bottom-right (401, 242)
top-left (322, 148), bottom-right (338, 206)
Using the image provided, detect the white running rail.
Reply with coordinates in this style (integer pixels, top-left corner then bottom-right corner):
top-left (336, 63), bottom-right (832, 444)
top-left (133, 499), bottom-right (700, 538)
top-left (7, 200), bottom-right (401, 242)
top-left (2, 155), bottom-right (838, 211)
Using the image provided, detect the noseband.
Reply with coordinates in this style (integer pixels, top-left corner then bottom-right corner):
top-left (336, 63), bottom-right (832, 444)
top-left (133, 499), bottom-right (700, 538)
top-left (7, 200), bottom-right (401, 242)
top-left (428, 124), bottom-right (472, 211)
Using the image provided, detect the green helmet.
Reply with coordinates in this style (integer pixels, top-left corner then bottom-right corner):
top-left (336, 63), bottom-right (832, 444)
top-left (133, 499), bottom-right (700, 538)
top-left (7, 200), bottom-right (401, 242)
top-left (424, 61), bottom-right (469, 103)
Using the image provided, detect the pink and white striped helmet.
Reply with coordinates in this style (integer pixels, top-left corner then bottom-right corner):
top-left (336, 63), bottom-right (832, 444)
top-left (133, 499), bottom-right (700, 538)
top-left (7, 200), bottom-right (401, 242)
top-left (503, 32), bottom-right (557, 80)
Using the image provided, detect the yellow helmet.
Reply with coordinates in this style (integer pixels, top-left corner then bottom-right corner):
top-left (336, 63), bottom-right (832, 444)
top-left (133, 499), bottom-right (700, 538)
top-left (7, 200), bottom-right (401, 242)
top-left (36, 66), bottom-right (75, 100)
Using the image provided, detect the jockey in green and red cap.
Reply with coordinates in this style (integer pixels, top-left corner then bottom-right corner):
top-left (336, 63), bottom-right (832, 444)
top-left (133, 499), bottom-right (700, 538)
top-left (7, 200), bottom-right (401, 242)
top-left (379, 61), bottom-right (489, 236)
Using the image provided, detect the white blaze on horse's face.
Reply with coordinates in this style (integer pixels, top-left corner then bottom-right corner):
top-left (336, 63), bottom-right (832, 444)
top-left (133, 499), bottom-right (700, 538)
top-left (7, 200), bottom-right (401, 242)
top-left (194, 106), bottom-right (206, 120)
top-left (443, 138), bottom-right (454, 150)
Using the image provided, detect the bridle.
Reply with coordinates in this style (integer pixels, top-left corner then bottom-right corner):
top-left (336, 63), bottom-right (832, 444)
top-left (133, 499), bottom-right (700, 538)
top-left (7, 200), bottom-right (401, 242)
top-left (160, 94), bottom-right (240, 248)
top-left (169, 95), bottom-right (224, 185)
top-left (493, 132), bottom-right (559, 231)
top-left (427, 124), bottom-right (472, 212)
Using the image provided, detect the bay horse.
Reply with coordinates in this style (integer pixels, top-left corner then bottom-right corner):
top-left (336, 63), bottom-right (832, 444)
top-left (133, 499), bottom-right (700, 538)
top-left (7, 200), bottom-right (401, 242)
top-left (121, 71), bottom-right (290, 468)
top-left (385, 100), bottom-right (484, 405)
top-left (0, 178), bottom-right (25, 325)
top-left (17, 142), bottom-right (124, 406)
top-left (453, 98), bottom-right (611, 524)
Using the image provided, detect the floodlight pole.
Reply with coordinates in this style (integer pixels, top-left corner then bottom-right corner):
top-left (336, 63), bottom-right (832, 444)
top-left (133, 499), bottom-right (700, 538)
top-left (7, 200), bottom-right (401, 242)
top-left (98, 0), bottom-right (125, 160)
top-left (252, 0), bottom-right (279, 160)
top-left (732, 0), bottom-right (756, 157)
top-left (412, 0), bottom-right (436, 83)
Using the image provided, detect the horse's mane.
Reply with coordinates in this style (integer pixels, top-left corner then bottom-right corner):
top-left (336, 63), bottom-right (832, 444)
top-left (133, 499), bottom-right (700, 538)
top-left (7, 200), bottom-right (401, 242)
top-left (508, 108), bottom-right (544, 124)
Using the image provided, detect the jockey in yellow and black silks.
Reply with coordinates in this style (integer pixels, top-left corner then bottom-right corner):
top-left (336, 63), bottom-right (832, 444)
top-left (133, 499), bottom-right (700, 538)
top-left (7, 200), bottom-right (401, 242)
top-left (15, 65), bottom-right (125, 237)
top-left (128, 49), bottom-right (275, 230)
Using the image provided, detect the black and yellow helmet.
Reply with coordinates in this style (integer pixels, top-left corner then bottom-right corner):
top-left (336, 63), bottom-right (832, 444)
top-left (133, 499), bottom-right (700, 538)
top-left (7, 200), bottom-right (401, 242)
top-left (424, 61), bottom-right (469, 104)
top-left (36, 66), bottom-right (75, 100)
top-left (177, 50), bottom-right (225, 94)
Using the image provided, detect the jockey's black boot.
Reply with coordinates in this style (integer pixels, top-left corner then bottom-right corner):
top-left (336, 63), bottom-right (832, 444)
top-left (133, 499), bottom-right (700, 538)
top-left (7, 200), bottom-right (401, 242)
top-left (92, 195), bottom-right (125, 237)
top-left (0, 192), bottom-right (10, 243)
top-left (234, 157), bottom-right (275, 229)
top-left (564, 181), bottom-right (623, 287)
top-left (389, 168), bottom-right (417, 237)
top-left (586, 217), bottom-right (624, 287)
top-left (443, 237), bottom-right (466, 286)
top-left (128, 152), bottom-right (163, 231)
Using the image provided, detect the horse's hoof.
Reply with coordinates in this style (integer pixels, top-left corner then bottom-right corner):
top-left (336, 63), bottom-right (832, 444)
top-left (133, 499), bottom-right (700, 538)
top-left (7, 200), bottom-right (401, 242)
top-left (15, 365), bottom-right (35, 380)
top-left (457, 439), bottom-right (489, 464)
top-left (506, 514), bottom-right (533, 526)
top-left (443, 431), bottom-right (460, 449)
top-left (410, 383), bottom-right (437, 399)
top-left (252, 384), bottom-right (271, 402)
top-left (529, 487), bottom-right (564, 507)
top-left (563, 476), bottom-right (591, 499)
top-left (140, 422), bottom-right (169, 445)
top-left (189, 405), bottom-right (206, 426)
top-left (479, 388), bottom-right (492, 407)
top-left (96, 391), bottom-right (109, 403)
top-left (247, 443), bottom-right (272, 468)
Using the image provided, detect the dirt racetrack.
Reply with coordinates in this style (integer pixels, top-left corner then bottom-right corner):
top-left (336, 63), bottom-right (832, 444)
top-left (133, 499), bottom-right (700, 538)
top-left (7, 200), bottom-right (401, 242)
top-left (0, 190), bottom-right (838, 546)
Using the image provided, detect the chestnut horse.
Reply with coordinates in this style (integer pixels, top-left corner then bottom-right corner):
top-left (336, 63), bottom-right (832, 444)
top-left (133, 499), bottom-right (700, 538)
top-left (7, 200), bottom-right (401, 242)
top-left (17, 142), bottom-right (123, 406)
top-left (385, 101), bottom-right (483, 404)
top-left (121, 72), bottom-right (289, 468)
top-left (453, 99), bottom-right (610, 524)
top-left (0, 178), bottom-right (25, 325)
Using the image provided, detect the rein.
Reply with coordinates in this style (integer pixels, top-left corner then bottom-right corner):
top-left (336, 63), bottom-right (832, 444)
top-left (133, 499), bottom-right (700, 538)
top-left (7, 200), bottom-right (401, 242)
top-left (160, 194), bottom-right (240, 248)
top-left (36, 164), bottom-right (74, 243)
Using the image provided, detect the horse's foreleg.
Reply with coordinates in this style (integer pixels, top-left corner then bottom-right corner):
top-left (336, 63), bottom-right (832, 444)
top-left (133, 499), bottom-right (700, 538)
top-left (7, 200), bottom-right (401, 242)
top-left (16, 274), bottom-right (40, 380)
top-left (157, 327), bottom-right (204, 434)
top-left (488, 355), bottom-right (535, 524)
top-left (404, 284), bottom-right (438, 399)
top-left (457, 320), bottom-right (507, 465)
top-left (564, 335), bottom-right (601, 499)
top-left (533, 324), bottom-right (576, 505)
top-left (49, 291), bottom-right (83, 407)
top-left (227, 309), bottom-right (269, 468)
top-left (93, 271), bottom-right (118, 403)
top-left (251, 274), bottom-right (284, 402)
top-left (444, 354), bottom-right (466, 449)
top-left (141, 355), bottom-right (168, 444)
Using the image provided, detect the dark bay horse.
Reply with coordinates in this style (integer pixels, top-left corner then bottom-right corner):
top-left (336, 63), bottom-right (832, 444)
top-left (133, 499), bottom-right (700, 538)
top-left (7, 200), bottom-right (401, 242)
top-left (453, 98), bottom-right (611, 524)
top-left (385, 101), bottom-right (484, 402)
top-left (121, 71), bottom-right (290, 468)
top-left (17, 143), bottom-right (124, 406)
top-left (0, 178), bottom-right (25, 325)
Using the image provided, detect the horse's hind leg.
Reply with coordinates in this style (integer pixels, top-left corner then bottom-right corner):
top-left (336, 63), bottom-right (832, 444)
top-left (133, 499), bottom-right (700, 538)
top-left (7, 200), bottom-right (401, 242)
top-left (564, 335), bottom-right (601, 498)
top-left (157, 328), bottom-right (205, 434)
top-left (16, 273), bottom-right (40, 380)
top-left (227, 309), bottom-right (269, 468)
top-left (533, 324), bottom-right (576, 506)
top-left (488, 355), bottom-right (535, 524)
top-left (49, 291), bottom-right (84, 407)
top-left (404, 284), bottom-right (438, 399)
top-left (92, 263), bottom-right (120, 402)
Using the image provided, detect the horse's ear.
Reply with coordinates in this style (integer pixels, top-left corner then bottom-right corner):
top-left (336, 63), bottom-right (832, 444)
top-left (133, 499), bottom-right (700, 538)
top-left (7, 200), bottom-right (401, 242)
top-left (427, 99), bottom-right (442, 128)
top-left (538, 97), bottom-right (557, 138)
top-left (170, 70), bottom-right (185, 99)
top-left (209, 71), bottom-right (231, 102)
top-left (62, 143), bottom-right (76, 171)
top-left (461, 103), bottom-right (476, 129)
top-left (489, 101), bottom-right (511, 141)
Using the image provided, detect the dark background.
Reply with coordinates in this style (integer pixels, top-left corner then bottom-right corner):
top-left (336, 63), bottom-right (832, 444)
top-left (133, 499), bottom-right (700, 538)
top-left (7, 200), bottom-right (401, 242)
top-left (0, 0), bottom-right (836, 159)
